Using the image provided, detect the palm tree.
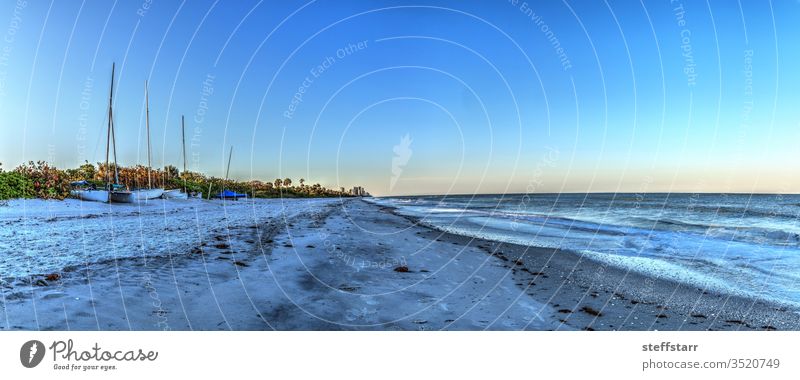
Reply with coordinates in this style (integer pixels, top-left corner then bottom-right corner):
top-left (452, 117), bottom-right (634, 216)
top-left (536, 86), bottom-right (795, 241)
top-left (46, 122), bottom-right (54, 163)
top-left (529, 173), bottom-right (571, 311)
top-left (299, 178), bottom-right (305, 187)
top-left (283, 178), bottom-right (292, 188)
top-left (164, 165), bottom-right (179, 180)
top-left (274, 178), bottom-right (282, 189)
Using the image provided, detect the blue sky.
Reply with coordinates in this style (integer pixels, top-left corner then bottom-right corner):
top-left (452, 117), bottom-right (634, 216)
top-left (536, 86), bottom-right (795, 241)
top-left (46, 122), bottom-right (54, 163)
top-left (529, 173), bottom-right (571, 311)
top-left (0, 0), bottom-right (798, 195)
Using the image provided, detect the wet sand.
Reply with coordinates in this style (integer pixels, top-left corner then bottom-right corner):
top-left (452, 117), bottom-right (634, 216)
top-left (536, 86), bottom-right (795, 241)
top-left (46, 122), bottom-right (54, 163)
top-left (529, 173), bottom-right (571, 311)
top-left (386, 205), bottom-right (800, 331)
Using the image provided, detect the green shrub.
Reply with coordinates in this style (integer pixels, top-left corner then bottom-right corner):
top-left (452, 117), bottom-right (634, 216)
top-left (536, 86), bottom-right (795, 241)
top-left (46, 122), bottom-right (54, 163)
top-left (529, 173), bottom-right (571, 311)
top-left (0, 171), bottom-right (34, 200)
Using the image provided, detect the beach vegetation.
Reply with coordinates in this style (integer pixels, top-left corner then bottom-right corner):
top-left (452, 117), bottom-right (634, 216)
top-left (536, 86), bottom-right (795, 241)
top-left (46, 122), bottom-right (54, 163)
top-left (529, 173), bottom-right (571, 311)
top-left (0, 161), bottom-right (352, 200)
top-left (12, 161), bottom-right (71, 200)
top-left (0, 168), bottom-right (34, 200)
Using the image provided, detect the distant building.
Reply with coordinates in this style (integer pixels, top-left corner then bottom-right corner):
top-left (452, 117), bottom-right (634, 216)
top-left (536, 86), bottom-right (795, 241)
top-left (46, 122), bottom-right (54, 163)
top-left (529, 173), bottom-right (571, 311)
top-left (350, 186), bottom-right (369, 197)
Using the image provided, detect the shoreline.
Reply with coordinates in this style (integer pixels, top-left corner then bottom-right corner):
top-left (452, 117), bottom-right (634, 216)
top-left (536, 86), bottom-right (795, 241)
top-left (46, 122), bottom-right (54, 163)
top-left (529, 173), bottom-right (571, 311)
top-left (378, 203), bottom-right (800, 331)
top-left (1, 198), bottom-right (797, 330)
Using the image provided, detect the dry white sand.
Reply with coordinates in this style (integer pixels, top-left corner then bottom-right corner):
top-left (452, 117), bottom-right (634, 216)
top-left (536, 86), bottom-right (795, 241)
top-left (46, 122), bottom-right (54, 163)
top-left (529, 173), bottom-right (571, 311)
top-left (0, 198), bottom-right (558, 330)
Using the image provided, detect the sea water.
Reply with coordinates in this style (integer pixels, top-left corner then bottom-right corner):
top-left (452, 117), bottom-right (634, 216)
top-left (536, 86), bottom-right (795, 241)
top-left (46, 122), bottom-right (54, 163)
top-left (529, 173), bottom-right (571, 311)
top-left (372, 193), bottom-right (800, 308)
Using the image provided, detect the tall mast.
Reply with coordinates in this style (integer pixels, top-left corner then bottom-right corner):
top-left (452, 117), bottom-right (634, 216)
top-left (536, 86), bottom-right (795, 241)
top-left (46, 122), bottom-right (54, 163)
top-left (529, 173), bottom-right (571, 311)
top-left (111, 108), bottom-right (119, 185)
top-left (181, 115), bottom-right (187, 175)
top-left (225, 146), bottom-right (233, 181)
top-left (145, 80), bottom-right (152, 189)
top-left (105, 63), bottom-right (114, 188)
top-left (109, 63), bottom-right (119, 185)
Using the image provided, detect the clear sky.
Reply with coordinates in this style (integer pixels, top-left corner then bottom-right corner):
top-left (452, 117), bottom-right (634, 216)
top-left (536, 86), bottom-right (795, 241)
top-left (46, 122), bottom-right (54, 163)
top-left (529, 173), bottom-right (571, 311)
top-left (0, 0), bottom-right (798, 195)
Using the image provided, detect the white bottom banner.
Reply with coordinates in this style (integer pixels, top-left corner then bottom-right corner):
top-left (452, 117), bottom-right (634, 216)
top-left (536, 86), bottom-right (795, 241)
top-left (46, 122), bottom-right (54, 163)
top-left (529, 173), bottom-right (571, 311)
top-left (0, 332), bottom-right (796, 379)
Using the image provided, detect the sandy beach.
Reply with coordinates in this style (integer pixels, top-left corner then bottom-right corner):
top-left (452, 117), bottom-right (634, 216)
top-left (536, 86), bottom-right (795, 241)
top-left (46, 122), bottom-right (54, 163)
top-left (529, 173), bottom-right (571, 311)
top-left (0, 197), bottom-right (797, 331)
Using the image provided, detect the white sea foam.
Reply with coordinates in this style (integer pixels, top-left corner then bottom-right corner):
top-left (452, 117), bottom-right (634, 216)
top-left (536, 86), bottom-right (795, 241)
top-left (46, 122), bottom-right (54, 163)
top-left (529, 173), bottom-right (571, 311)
top-left (380, 194), bottom-right (800, 307)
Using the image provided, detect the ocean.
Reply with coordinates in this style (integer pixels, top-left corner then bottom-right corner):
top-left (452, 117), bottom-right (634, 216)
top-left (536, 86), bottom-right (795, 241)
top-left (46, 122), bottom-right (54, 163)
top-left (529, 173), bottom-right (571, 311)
top-left (371, 193), bottom-right (800, 309)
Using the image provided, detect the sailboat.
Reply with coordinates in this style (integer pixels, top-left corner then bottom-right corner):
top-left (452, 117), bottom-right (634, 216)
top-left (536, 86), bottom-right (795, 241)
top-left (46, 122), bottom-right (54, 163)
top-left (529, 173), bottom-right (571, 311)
top-left (71, 63), bottom-right (117, 203)
top-left (130, 80), bottom-right (164, 201)
top-left (162, 115), bottom-right (189, 199)
top-left (70, 180), bottom-right (108, 202)
top-left (162, 188), bottom-right (188, 199)
top-left (104, 64), bottom-right (134, 203)
top-left (211, 146), bottom-right (247, 200)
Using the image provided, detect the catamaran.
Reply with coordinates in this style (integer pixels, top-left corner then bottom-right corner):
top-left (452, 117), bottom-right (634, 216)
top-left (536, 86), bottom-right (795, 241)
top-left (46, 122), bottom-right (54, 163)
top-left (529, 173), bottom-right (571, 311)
top-left (103, 64), bottom-right (133, 203)
top-left (71, 63), bottom-right (126, 203)
top-left (70, 180), bottom-right (108, 202)
top-left (210, 146), bottom-right (247, 200)
top-left (162, 115), bottom-right (189, 199)
top-left (161, 189), bottom-right (189, 199)
top-left (131, 80), bottom-right (164, 201)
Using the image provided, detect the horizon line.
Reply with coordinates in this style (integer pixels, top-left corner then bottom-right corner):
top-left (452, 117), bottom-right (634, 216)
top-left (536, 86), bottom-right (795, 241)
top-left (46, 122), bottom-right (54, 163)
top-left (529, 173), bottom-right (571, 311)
top-left (375, 191), bottom-right (800, 197)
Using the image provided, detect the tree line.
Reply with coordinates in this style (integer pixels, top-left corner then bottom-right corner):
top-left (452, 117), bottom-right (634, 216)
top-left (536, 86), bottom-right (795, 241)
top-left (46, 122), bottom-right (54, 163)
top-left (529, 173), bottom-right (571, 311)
top-left (0, 161), bottom-right (354, 200)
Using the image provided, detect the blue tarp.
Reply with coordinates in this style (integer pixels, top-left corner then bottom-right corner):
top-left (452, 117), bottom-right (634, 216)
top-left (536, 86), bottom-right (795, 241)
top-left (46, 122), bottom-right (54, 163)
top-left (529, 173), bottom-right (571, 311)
top-left (211, 190), bottom-right (248, 199)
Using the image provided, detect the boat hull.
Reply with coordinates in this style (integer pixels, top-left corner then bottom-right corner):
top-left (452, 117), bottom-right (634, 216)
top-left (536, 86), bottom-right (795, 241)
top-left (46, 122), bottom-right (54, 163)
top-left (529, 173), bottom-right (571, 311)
top-left (70, 189), bottom-right (109, 203)
top-left (162, 189), bottom-right (188, 199)
top-left (132, 188), bottom-right (164, 201)
top-left (110, 191), bottom-right (134, 203)
top-left (211, 190), bottom-right (248, 200)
